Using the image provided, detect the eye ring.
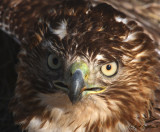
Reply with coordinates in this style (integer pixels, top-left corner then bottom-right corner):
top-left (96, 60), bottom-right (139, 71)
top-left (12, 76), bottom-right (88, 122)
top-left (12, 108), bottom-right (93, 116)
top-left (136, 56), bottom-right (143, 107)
top-left (48, 54), bottom-right (61, 70)
top-left (101, 61), bottom-right (118, 77)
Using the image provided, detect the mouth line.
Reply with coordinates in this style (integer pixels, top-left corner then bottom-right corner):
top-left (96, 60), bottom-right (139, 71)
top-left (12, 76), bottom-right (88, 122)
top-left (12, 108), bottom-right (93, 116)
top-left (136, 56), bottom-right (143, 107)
top-left (53, 81), bottom-right (105, 93)
top-left (82, 87), bottom-right (105, 92)
top-left (53, 81), bottom-right (69, 92)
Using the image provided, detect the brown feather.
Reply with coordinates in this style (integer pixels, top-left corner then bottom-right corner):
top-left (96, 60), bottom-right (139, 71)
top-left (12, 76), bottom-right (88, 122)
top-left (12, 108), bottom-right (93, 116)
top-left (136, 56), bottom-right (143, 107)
top-left (0, 0), bottom-right (159, 131)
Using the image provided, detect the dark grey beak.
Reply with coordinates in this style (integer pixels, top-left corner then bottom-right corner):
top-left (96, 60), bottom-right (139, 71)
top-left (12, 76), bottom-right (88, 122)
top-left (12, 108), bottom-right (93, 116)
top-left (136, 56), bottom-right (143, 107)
top-left (69, 69), bottom-right (85, 104)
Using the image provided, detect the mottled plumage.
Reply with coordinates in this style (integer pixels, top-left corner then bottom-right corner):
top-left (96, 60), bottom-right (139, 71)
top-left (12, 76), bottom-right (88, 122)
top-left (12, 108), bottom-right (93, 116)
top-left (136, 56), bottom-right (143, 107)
top-left (0, 0), bottom-right (160, 132)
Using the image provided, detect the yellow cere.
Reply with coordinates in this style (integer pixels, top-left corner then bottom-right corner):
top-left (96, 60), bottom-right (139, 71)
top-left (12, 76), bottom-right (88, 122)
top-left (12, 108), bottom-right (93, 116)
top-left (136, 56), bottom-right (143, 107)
top-left (71, 62), bottom-right (89, 79)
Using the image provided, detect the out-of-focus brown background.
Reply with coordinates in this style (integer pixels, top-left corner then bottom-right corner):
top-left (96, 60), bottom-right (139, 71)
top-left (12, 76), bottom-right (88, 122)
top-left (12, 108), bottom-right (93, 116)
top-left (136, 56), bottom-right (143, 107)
top-left (0, 30), bottom-right (21, 132)
top-left (0, 0), bottom-right (160, 131)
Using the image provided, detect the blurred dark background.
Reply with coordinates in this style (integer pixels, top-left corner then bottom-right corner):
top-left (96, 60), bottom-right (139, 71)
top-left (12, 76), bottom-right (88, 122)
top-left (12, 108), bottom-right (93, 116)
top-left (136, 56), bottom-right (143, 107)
top-left (0, 30), bottom-right (21, 132)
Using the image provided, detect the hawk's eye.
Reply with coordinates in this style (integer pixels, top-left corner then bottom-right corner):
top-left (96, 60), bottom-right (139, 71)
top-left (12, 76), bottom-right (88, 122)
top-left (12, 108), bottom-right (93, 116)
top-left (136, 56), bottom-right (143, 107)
top-left (48, 54), bottom-right (61, 69)
top-left (101, 62), bottom-right (118, 77)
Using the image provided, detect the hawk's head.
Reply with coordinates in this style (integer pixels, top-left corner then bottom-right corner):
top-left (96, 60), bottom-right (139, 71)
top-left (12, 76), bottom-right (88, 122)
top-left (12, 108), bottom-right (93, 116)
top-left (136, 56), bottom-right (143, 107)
top-left (10, 0), bottom-right (159, 131)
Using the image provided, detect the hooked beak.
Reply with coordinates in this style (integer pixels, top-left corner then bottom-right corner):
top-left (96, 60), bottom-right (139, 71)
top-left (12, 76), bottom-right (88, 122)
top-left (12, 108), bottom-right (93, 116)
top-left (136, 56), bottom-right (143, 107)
top-left (69, 69), bottom-right (85, 104)
top-left (68, 69), bottom-right (105, 104)
top-left (53, 62), bottom-right (105, 104)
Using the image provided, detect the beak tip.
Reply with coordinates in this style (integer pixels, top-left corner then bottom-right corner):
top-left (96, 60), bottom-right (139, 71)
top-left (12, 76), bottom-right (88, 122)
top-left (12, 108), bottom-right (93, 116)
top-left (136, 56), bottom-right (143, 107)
top-left (68, 93), bottom-right (82, 104)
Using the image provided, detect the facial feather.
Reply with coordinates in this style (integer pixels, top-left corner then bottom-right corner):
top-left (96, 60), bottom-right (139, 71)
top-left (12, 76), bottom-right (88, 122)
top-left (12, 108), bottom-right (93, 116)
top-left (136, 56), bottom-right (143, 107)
top-left (0, 0), bottom-right (159, 132)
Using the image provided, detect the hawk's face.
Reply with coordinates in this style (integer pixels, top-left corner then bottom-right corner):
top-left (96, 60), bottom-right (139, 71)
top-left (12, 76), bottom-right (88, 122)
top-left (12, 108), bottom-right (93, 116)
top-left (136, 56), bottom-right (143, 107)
top-left (11, 1), bottom-right (159, 132)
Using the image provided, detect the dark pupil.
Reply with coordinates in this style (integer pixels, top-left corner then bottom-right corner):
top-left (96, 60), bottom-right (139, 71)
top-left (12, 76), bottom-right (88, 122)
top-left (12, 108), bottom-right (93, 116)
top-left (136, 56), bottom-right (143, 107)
top-left (52, 58), bottom-right (58, 65)
top-left (106, 65), bottom-right (111, 70)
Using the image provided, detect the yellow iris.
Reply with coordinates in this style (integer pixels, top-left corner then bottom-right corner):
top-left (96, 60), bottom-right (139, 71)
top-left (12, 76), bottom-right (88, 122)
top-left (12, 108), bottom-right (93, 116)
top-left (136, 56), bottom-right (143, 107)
top-left (101, 62), bottom-right (118, 77)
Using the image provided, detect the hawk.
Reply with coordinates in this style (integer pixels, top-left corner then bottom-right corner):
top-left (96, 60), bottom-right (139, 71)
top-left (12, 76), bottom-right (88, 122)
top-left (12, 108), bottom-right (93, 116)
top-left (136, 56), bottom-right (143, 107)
top-left (0, 0), bottom-right (160, 131)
